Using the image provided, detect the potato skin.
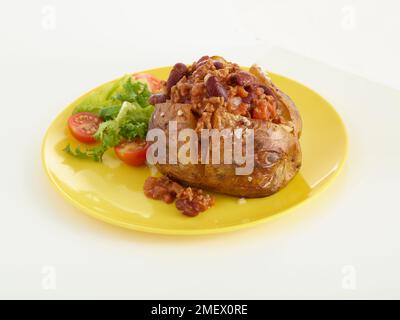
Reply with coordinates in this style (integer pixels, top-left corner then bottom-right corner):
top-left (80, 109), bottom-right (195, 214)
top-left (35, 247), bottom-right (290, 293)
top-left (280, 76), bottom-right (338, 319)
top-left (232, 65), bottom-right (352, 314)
top-left (148, 101), bottom-right (302, 198)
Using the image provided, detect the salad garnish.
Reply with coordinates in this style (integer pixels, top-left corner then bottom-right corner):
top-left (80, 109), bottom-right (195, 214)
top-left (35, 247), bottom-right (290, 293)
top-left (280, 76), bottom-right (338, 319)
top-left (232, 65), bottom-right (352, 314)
top-left (64, 74), bottom-right (158, 163)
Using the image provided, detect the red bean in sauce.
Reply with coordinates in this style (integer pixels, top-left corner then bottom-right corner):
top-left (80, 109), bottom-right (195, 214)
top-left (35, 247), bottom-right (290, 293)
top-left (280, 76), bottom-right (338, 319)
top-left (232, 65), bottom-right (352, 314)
top-left (205, 76), bottom-right (228, 100)
top-left (166, 63), bottom-right (188, 93)
top-left (149, 93), bottom-right (167, 105)
top-left (213, 60), bottom-right (224, 69)
top-left (229, 71), bottom-right (256, 86)
top-left (259, 85), bottom-right (274, 96)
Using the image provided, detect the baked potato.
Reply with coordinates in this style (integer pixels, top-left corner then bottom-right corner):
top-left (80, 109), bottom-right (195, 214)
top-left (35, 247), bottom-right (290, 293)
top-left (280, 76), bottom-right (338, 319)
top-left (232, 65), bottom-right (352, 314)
top-left (148, 56), bottom-right (302, 198)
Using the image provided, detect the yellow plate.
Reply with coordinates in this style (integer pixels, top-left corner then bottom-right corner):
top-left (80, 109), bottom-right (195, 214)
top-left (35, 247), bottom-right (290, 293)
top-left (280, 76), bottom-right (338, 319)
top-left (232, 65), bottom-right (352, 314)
top-left (42, 66), bottom-right (347, 235)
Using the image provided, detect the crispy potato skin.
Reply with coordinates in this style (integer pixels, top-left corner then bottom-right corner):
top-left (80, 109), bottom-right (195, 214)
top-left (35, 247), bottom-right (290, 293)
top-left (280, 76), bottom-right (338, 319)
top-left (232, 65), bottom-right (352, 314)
top-left (277, 90), bottom-right (303, 138)
top-left (148, 100), bottom-right (302, 198)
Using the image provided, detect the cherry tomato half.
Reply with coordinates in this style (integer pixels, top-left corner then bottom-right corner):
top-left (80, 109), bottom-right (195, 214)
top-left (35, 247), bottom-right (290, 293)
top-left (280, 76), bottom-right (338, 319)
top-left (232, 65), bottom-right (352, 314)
top-left (68, 112), bottom-right (102, 144)
top-left (114, 139), bottom-right (149, 166)
top-left (132, 73), bottom-right (162, 92)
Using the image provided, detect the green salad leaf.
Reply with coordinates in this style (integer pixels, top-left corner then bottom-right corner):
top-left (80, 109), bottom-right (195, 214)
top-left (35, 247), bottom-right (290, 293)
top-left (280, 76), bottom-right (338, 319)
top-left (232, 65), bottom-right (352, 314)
top-left (98, 105), bottom-right (121, 121)
top-left (95, 101), bottom-right (154, 143)
top-left (72, 75), bottom-right (130, 115)
top-left (63, 144), bottom-right (106, 162)
top-left (117, 101), bottom-right (153, 140)
top-left (112, 78), bottom-right (151, 108)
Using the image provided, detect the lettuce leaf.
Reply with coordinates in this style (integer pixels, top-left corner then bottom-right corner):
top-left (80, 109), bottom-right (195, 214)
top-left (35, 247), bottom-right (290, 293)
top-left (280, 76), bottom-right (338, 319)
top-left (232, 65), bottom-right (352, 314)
top-left (72, 75), bottom-right (152, 116)
top-left (73, 75), bottom-right (130, 115)
top-left (96, 101), bottom-right (154, 142)
top-left (98, 105), bottom-right (121, 121)
top-left (112, 77), bottom-right (151, 108)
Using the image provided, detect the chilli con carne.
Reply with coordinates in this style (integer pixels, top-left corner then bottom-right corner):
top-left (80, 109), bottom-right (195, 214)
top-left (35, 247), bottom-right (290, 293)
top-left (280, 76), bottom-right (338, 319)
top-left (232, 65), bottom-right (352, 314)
top-left (155, 55), bottom-right (283, 131)
top-left (143, 177), bottom-right (215, 217)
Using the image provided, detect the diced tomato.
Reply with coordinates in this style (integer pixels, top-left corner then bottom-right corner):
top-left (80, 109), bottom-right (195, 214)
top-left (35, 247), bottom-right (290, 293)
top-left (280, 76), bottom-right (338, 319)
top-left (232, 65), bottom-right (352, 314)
top-left (132, 73), bottom-right (162, 92)
top-left (68, 112), bottom-right (102, 144)
top-left (272, 116), bottom-right (282, 124)
top-left (267, 100), bottom-right (277, 119)
top-left (236, 103), bottom-right (249, 116)
top-left (114, 139), bottom-right (149, 166)
top-left (252, 101), bottom-right (270, 120)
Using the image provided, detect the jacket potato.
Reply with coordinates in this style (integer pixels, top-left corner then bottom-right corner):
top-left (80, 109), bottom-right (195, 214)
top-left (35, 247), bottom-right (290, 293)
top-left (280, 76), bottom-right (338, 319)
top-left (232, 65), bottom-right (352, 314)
top-left (148, 56), bottom-right (302, 198)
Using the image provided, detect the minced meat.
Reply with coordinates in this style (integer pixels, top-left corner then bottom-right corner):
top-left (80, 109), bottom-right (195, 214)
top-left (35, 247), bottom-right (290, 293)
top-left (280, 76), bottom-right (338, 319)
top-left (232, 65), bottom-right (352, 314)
top-left (143, 176), bottom-right (215, 217)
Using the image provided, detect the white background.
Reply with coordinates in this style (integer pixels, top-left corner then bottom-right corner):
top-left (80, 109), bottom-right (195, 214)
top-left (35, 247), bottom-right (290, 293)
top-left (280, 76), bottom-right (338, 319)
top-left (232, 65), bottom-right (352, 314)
top-left (1, 0), bottom-right (400, 299)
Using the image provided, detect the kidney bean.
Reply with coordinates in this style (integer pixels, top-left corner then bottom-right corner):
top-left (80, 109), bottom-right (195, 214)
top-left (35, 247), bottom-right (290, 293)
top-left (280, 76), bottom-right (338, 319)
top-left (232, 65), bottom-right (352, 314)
top-left (194, 56), bottom-right (210, 69)
top-left (149, 93), bottom-right (167, 105)
top-left (197, 55), bottom-right (209, 64)
top-left (259, 85), bottom-right (273, 96)
top-left (213, 60), bottom-right (224, 69)
top-left (206, 76), bottom-right (228, 100)
top-left (166, 63), bottom-right (188, 93)
top-left (229, 71), bottom-right (255, 86)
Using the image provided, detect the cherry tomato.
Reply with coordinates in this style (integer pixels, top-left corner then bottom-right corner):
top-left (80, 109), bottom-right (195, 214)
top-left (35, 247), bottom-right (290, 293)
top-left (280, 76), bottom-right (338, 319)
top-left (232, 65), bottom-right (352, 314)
top-left (132, 73), bottom-right (162, 92)
top-left (68, 112), bottom-right (102, 144)
top-left (114, 139), bottom-right (149, 166)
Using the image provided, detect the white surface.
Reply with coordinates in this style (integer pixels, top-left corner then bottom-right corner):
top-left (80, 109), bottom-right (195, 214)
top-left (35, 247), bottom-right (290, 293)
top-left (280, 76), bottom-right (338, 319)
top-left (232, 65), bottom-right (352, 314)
top-left (1, 0), bottom-right (400, 299)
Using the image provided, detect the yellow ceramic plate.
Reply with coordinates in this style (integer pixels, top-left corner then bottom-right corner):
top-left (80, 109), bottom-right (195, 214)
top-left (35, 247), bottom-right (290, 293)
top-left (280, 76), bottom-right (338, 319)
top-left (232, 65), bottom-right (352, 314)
top-left (42, 66), bottom-right (347, 235)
